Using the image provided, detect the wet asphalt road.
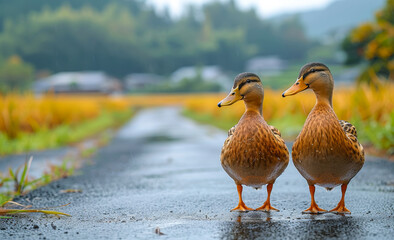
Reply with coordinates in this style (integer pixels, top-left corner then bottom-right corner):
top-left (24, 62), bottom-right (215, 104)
top-left (1, 107), bottom-right (393, 239)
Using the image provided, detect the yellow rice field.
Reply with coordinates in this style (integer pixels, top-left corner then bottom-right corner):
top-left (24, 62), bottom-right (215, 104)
top-left (0, 94), bottom-right (131, 139)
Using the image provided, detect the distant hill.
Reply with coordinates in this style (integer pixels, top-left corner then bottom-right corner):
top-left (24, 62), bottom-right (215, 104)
top-left (271, 0), bottom-right (385, 40)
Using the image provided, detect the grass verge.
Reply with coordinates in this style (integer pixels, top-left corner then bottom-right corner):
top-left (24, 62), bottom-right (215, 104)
top-left (0, 110), bottom-right (133, 155)
top-left (0, 157), bottom-right (71, 217)
top-left (0, 109), bottom-right (133, 213)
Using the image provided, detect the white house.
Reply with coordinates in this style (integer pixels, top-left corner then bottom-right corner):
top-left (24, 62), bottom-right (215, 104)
top-left (34, 71), bottom-right (121, 94)
top-left (170, 65), bottom-right (231, 89)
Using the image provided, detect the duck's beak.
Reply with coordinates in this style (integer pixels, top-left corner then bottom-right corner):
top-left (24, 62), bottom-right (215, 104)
top-left (282, 76), bottom-right (309, 97)
top-left (218, 86), bottom-right (243, 107)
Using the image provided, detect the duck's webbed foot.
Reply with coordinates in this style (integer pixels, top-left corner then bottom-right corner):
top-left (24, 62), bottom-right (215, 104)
top-left (255, 183), bottom-right (279, 212)
top-left (302, 203), bottom-right (327, 214)
top-left (231, 184), bottom-right (253, 212)
top-left (329, 204), bottom-right (350, 214)
top-left (255, 201), bottom-right (279, 212)
top-left (231, 202), bottom-right (253, 212)
top-left (302, 185), bottom-right (327, 214)
top-left (329, 184), bottom-right (351, 214)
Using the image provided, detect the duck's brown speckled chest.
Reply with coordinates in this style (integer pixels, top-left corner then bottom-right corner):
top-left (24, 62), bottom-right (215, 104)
top-left (292, 104), bottom-right (364, 187)
top-left (220, 111), bottom-right (289, 187)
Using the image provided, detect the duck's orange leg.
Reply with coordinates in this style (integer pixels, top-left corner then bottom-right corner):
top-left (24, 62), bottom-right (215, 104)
top-left (255, 183), bottom-right (279, 211)
top-left (329, 184), bottom-right (351, 214)
top-left (231, 184), bottom-right (253, 212)
top-left (303, 185), bottom-right (327, 214)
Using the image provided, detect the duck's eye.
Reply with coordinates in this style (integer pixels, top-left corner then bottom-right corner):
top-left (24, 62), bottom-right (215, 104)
top-left (231, 92), bottom-right (235, 95)
top-left (310, 69), bottom-right (316, 73)
top-left (246, 79), bottom-right (251, 83)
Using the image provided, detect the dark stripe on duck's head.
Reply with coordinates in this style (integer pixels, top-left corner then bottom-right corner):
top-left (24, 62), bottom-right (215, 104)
top-left (298, 62), bottom-right (330, 79)
top-left (302, 68), bottom-right (325, 80)
top-left (238, 79), bottom-right (260, 90)
top-left (233, 72), bottom-right (261, 89)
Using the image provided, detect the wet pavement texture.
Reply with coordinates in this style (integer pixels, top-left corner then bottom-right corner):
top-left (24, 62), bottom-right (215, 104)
top-left (1, 107), bottom-right (393, 239)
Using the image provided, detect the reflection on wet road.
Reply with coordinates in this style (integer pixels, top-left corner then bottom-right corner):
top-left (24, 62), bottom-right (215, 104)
top-left (1, 107), bottom-right (393, 239)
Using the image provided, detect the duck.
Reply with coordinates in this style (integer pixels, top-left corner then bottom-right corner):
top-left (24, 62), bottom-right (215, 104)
top-left (282, 62), bottom-right (365, 214)
top-left (218, 72), bottom-right (289, 211)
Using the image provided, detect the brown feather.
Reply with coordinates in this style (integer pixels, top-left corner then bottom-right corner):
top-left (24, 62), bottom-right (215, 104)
top-left (292, 103), bottom-right (364, 188)
top-left (221, 111), bottom-right (289, 188)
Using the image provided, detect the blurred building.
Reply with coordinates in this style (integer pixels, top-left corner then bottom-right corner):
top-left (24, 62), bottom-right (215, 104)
top-left (124, 73), bottom-right (164, 91)
top-left (245, 56), bottom-right (287, 76)
top-left (34, 71), bottom-right (122, 94)
top-left (171, 65), bottom-right (231, 89)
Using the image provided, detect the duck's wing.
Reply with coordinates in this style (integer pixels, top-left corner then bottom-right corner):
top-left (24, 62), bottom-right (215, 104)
top-left (339, 120), bottom-right (365, 155)
top-left (269, 125), bottom-right (288, 146)
top-left (269, 125), bottom-right (282, 138)
top-left (228, 125), bottom-right (236, 137)
top-left (339, 120), bottom-right (358, 140)
top-left (222, 125), bottom-right (237, 149)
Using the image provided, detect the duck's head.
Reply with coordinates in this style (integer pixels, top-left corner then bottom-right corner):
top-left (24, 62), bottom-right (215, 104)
top-left (218, 72), bottom-right (263, 108)
top-left (282, 63), bottom-right (334, 104)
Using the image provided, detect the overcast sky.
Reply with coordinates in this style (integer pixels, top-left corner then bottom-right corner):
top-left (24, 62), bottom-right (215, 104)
top-left (146, 0), bottom-right (337, 18)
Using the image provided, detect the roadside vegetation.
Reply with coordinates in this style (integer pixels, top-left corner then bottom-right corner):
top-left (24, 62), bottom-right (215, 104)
top-left (0, 94), bottom-right (132, 155)
top-left (0, 157), bottom-right (71, 216)
top-left (342, 0), bottom-right (393, 83)
top-left (0, 93), bottom-right (127, 208)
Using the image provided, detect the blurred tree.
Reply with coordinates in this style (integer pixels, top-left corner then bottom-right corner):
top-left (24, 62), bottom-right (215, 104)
top-left (0, 55), bottom-right (34, 93)
top-left (0, 5), bottom-right (146, 77)
top-left (201, 1), bottom-right (312, 66)
top-left (275, 16), bottom-right (313, 60)
top-left (0, 0), bottom-right (313, 79)
top-left (342, 0), bottom-right (393, 83)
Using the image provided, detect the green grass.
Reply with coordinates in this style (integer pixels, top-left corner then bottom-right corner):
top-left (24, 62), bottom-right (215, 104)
top-left (0, 135), bottom-right (110, 207)
top-left (0, 156), bottom-right (76, 205)
top-left (352, 113), bottom-right (394, 154)
top-left (0, 157), bottom-right (71, 216)
top-left (0, 110), bottom-right (133, 155)
top-left (0, 108), bottom-right (134, 215)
